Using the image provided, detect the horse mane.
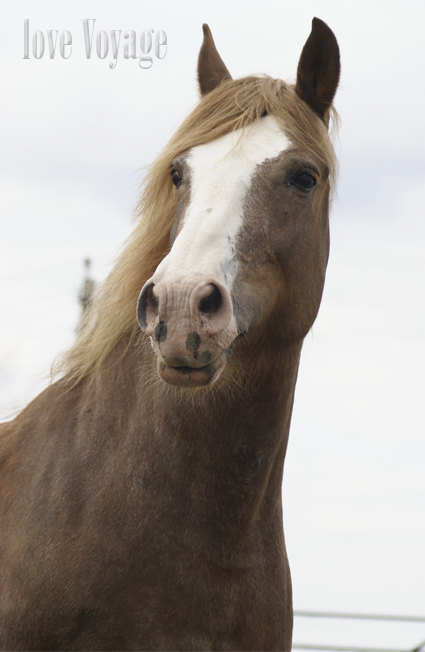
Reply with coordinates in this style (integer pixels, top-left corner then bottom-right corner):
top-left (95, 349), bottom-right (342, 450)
top-left (58, 76), bottom-right (338, 386)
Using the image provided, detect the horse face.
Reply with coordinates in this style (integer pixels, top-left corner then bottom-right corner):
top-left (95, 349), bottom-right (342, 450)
top-left (137, 115), bottom-right (330, 388)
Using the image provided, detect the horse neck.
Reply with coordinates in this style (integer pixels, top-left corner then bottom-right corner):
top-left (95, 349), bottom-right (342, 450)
top-left (84, 335), bottom-right (302, 540)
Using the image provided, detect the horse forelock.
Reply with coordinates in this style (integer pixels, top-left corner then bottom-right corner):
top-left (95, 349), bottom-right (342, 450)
top-left (58, 76), bottom-right (338, 387)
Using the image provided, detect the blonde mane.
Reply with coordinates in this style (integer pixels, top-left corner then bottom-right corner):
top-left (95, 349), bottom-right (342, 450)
top-left (59, 76), bottom-right (338, 385)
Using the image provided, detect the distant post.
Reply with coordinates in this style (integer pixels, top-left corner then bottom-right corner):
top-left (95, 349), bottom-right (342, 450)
top-left (77, 258), bottom-right (96, 332)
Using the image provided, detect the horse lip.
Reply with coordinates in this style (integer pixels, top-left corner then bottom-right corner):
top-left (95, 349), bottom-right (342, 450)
top-left (160, 361), bottom-right (215, 376)
top-left (166, 365), bottom-right (205, 374)
top-left (153, 332), bottom-right (245, 387)
top-left (157, 331), bottom-right (245, 373)
top-left (157, 353), bottom-right (219, 372)
top-left (158, 358), bottom-right (225, 388)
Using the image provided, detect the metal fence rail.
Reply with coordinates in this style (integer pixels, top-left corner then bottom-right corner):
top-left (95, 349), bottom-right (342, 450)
top-left (294, 611), bottom-right (425, 624)
top-left (292, 609), bottom-right (425, 652)
top-left (292, 645), bottom-right (414, 652)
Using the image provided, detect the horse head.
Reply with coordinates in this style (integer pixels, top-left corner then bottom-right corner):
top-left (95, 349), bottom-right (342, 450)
top-left (137, 19), bottom-right (339, 388)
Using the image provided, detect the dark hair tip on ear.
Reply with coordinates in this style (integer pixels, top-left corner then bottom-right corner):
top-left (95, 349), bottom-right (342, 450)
top-left (312, 17), bottom-right (338, 40)
top-left (202, 24), bottom-right (210, 36)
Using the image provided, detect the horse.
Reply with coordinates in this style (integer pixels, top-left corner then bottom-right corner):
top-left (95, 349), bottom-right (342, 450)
top-left (0, 18), bottom-right (339, 651)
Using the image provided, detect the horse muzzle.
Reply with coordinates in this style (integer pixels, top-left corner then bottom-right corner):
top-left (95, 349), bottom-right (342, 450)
top-left (137, 277), bottom-right (239, 387)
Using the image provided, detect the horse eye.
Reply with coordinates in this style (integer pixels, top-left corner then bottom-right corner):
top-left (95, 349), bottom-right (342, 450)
top-left (170, 167), bottom-right (182, 188)
top-left (289, 172), bottom-right (317, 192)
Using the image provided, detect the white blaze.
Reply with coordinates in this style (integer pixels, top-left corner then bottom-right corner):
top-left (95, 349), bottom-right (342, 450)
top-left (152, 115), bottom-right (291, 287)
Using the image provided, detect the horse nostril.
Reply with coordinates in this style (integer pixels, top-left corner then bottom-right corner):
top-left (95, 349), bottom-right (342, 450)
top-left (137, 281), bottom-right (158, 333)
top-left (198, 284), bottom-right (222, 315)
top-left (192, 281), bottom-right (233, 335)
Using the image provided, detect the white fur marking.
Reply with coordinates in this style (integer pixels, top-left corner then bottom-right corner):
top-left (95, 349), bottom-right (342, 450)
top-left (153, 115), bottom-right (290, 287)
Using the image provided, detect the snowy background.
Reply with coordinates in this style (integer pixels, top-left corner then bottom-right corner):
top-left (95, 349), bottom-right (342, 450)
top-left (1, 1), bottom-right (424, 648)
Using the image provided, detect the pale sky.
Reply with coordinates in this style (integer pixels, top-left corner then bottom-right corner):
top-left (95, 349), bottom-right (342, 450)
top-left (1, 1), bottom-right (425, 648)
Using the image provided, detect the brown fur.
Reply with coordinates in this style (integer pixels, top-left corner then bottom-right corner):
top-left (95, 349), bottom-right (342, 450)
top-left (0, 19), bottom-right (339, 651)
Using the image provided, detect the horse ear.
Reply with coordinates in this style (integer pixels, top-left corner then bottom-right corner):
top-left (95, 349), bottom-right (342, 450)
top-left (198, 24), bottom-right (232, 96)
top-left (295, 17), bottom-right (340, 125)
